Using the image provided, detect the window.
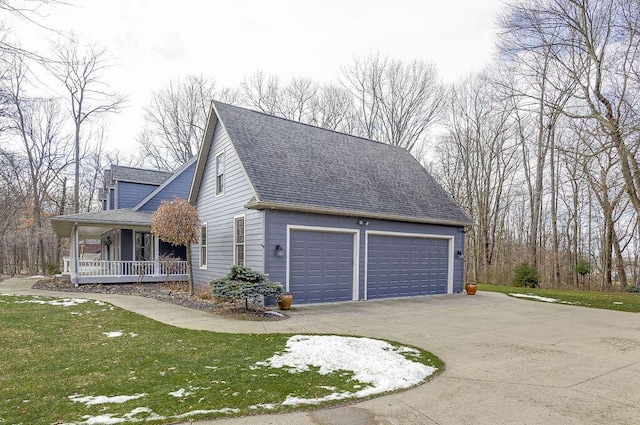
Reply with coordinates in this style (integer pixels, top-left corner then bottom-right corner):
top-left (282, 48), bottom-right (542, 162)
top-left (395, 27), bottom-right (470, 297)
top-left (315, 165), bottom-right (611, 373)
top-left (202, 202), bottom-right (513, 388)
top-left (234, 216), bottom-right (245, 266)
top-left (199, 224), bottom-right (207, 269)
top-left (215, 152), bottom-right (224, 195)
top-left (135, 232), bottom-right (153, 261)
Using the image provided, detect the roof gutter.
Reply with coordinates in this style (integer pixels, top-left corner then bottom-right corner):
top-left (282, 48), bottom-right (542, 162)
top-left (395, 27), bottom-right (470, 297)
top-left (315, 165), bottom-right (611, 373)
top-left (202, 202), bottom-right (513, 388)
top-left (246, 200), bottom-right (475, 227)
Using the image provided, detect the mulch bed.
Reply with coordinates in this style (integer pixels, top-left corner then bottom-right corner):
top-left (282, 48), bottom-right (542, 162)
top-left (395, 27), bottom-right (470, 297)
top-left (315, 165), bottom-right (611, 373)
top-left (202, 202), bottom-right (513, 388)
top-left (31, 278), bottom-right (289, 321)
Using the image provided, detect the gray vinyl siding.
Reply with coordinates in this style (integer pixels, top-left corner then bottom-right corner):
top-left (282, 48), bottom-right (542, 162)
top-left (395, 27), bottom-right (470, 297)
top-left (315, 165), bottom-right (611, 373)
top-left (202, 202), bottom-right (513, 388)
top-left (190, 122), bottom-right (265, 287)
top-left (116, 182), bottom-right (159, 209)
top-left (264, 210), bottom-right (465, 298)
top-left (137, 161), bottom-right (196, 212)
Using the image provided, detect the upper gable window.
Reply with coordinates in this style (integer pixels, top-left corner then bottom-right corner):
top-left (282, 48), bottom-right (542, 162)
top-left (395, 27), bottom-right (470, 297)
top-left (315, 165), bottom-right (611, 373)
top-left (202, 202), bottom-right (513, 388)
top-left (215, 152), bottom-right (224, 195)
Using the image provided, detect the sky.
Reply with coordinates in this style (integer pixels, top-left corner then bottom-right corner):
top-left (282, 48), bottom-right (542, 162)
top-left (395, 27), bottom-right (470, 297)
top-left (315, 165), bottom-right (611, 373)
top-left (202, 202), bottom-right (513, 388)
top-left (12, 0), bottom-right (504, 158)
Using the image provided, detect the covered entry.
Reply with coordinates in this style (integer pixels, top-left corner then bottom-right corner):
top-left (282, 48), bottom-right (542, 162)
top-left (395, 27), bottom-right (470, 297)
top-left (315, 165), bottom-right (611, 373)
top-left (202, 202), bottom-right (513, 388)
top-left (366, 231), bottom-right (452, 299)
top-left (287, 226), bottom-right (358, 304)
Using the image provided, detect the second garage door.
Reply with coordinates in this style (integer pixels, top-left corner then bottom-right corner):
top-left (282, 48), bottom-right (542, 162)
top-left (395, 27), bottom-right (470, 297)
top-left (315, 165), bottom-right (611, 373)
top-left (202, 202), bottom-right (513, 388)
top-left (367, 234), bottom-right (450, 299)
top-left (289, 230), bottom-right (355, 304)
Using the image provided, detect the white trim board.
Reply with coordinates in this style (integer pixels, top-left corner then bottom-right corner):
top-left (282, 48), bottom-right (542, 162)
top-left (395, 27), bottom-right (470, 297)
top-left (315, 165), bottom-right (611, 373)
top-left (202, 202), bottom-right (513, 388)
top-left (286, 225), bottom-right (360, 301)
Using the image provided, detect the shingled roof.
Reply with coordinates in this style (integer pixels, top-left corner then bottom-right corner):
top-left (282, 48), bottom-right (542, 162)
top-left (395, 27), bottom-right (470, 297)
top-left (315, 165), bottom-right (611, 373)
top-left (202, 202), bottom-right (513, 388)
top-left (196, 101), bottom-right (472, 226)
top-left (110, 165), bottom-right (173, 185)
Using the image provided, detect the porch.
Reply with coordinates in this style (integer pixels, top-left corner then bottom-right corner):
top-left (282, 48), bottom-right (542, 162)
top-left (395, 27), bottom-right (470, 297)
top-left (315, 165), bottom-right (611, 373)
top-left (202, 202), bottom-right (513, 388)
top-left (64, 259), bottom-right (189, 284)
top-left (52, 209), bottom-right (190, 285)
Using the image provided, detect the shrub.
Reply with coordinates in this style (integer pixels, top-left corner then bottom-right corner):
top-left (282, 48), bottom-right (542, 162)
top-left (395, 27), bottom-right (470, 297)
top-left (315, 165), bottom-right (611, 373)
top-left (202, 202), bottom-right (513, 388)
top-left (210, 265), bottom-right (283, 310)
top-left (194, 285), bottom-right (214, 300)
top-left (575, 259), bottom-right (591, 276)
top-left (44, 261), bottom-right (61, 276)
top-left (625, 285), bottom-right (640, 293)
top-left (513, 262), bottom-right (539, 288)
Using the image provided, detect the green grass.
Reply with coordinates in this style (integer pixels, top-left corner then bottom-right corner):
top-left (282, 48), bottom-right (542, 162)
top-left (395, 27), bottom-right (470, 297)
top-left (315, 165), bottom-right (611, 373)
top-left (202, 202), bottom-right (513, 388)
top-left (479, 283), bottom-right (640, 313)
top-left (0, 295), bottom-right (443, 424)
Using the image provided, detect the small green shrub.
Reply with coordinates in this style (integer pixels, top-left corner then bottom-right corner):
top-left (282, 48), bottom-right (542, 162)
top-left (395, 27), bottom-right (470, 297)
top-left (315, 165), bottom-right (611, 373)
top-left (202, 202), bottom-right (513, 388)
top-left (513, 262), bottom-right (539, 288)
top-left (44, 261), bottom-right (61, 276)
top-left (576, 259), bottom-right (591, 276)
top-left (624, 285), bottom-right (640, 293)
top-left (210, 265), bottom-right (283, 310)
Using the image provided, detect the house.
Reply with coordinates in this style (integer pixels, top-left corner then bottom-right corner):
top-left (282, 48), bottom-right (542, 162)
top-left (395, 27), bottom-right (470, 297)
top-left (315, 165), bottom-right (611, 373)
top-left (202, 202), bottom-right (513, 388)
top-left (189, 101), bottom-right (473, 303)
top-left (51, 159), bottom-right (197, 284)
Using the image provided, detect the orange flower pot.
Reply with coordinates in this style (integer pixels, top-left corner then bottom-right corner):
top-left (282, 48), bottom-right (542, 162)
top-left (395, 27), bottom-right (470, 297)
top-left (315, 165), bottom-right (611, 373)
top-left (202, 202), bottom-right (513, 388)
top-left (465, 283), bottom-right (477, 295)
top-left (278, 292), bottom-right (293, 310)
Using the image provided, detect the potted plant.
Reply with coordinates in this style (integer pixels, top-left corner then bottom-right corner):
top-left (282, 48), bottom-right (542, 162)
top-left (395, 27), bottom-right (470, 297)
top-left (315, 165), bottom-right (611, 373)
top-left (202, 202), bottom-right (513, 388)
top-left (278, 292), bottom-right (293, 310)
top-left (465, 282), bottom-right (477, 295)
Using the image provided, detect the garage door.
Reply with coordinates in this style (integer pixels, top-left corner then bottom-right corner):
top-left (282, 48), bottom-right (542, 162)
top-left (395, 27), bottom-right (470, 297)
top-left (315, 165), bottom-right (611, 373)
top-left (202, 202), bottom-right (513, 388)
top-left (289, 230), bottom-right (354, 304)
top-left (367, 234), bottom-right (449, 299)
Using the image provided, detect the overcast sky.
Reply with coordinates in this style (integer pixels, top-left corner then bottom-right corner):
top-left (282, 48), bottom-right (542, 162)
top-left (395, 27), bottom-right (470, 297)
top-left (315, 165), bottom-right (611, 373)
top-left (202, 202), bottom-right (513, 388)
top-left (13, 0), bottom-right (504, 158)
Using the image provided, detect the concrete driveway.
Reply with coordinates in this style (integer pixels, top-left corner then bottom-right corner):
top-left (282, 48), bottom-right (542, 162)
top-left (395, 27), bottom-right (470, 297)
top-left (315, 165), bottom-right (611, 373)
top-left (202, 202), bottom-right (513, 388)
top-left (3, 278), bottom-right (640, 424)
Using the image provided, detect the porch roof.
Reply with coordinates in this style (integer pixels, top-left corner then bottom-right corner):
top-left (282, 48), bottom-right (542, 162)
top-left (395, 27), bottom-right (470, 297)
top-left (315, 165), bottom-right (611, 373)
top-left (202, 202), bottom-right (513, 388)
top-left (50, 209), bottom-right (154, 237)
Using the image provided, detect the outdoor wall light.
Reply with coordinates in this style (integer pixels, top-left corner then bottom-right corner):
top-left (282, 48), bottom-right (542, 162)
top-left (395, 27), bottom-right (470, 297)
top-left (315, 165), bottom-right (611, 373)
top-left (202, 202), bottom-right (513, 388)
top-left (275, 244), bottom-right (285, 257)
top-left (457, 250), bottom-right (464, 259)
top-left (105, 236), bottom-right (112, 246)
top-left (357, 220), bottom-right (369, 226)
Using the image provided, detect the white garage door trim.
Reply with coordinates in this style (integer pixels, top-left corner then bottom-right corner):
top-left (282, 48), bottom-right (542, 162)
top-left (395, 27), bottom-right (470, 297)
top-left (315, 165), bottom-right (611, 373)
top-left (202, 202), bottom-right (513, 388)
top-left (364, 230), bottom-right (454, 300)
top-left (286, 225), bottom-right (360, 301)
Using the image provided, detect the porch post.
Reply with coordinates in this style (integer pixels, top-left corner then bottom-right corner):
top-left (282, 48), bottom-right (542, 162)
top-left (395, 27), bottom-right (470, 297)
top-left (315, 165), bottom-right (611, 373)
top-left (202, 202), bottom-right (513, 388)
top-left (154, 235), bottom-right (160, 275)
top-left (71, 224), bottom-right (79, 286)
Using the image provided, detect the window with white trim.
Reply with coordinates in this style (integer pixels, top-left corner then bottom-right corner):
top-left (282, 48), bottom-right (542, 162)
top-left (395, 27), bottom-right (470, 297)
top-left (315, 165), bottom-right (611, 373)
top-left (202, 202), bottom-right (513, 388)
top-left (134, 231), bottom-right (153, 261)
top-left (234, 216), bottom-right (245, 266)
top-left (199, 224), bottom-right (207, 269)
top-left (215, 152), bottom-right (224, 195)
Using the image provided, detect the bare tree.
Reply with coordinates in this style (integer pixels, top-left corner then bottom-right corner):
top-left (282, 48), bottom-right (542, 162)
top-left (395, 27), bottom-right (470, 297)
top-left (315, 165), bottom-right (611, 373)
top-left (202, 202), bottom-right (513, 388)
top-left (0, 0), bottom-right (66, 59)
top-left (500, 0), bottom-right (640, 238)
top-left (311, 84), bottom-right (357, 133)
top-left (240, 72), bottom-right (358, 134)
top-left (1, 52), bottom-right (71, 272)
top-left (341, 55), bottom-right (445, 152)
top-left (434, 74), bottom-right (521, 283)
top-left (49, 35), bottom-right (125, 213)
top-left (151, 198), bottom-right (200, 295)
top-left (240, 71), bottom-right (282, 116)
top-left (278, 77), bottom-right (318, 122)
top-left (137, 75), bottom-right (224, 170)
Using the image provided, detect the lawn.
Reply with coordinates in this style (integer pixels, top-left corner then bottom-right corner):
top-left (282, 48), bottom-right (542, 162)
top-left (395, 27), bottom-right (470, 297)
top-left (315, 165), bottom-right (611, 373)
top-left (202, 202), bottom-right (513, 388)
top-left (0, 294), bottom-right (443, 424)
top-left (479, 284), bottom-right (640, 313)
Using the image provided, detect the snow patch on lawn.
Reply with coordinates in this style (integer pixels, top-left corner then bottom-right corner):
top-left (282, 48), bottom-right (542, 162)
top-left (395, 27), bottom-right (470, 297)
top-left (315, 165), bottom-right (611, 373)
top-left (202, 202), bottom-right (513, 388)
top-left (174, 408), bottom-right (239, 418)
top-left (509, 293), bottom-right (558, 303)
top-left (255, 335), bottom-right (436, 405)
top-left (16, 297), bottom-right (90, 307)
top-left (249, 403), bottom-right (276, 410)
top-left (80, 407), bottom-right (165, 424)
top-left (102, 331), bottom-right (137, 338)
top-left (75, 405), bottom-right (237, 424)
top-left (69, 393), bottom-right (147, 406)
top-left (169, 388), bottom-right (191, 398)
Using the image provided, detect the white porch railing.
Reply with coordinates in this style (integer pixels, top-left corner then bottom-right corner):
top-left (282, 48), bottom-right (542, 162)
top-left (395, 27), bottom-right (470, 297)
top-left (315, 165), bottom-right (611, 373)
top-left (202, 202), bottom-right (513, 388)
top-left (76, 260), bottom-right (188, 279)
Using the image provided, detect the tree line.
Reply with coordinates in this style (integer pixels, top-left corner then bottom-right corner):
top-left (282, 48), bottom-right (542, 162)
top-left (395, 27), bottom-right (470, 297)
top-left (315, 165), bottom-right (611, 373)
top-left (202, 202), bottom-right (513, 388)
top-left (2, 0), bottom-right (639, 291)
